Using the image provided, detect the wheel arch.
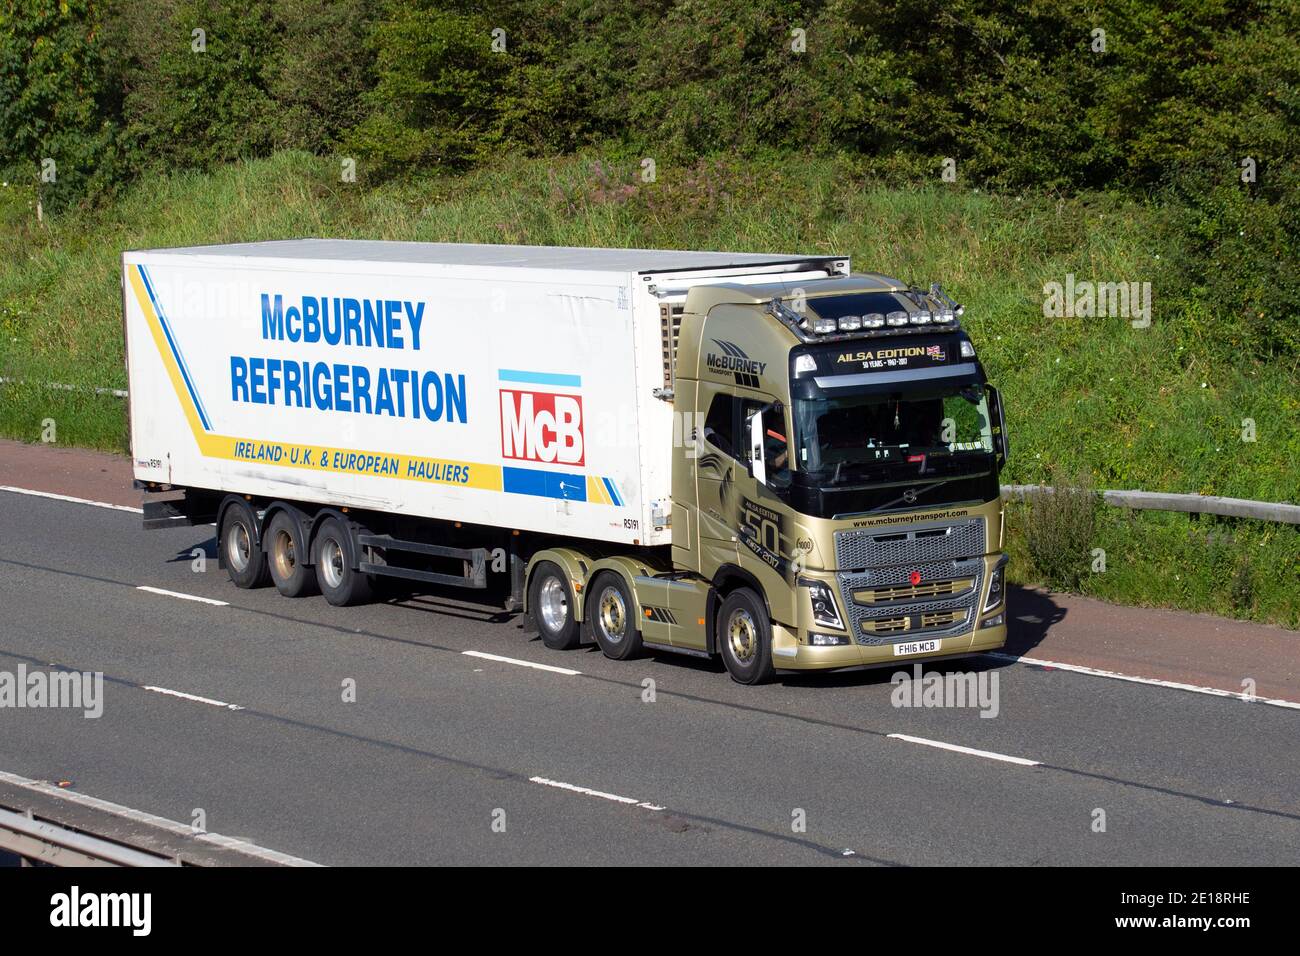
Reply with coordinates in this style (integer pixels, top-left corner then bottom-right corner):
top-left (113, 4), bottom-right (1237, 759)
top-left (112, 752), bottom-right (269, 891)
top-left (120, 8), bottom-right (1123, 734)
top-left (216, 495), bottom-right (260, 571)
top-left (260, 500), bottom-right (314, 566)
top-left (710, 564), bottom-right (772, 652)
top-left (524, 547), bottom-right (595, 622)
top-left (585, 556), bottom-right (657, 635)
top-left (308, 508), bottom-right (363, 570)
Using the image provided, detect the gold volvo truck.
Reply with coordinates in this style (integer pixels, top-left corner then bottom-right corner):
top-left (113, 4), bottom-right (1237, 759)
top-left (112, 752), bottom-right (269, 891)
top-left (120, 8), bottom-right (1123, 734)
top-left (525, 271), bottom-right (1009, 684)
top-left (128, 243), bottom-right (1006, 687)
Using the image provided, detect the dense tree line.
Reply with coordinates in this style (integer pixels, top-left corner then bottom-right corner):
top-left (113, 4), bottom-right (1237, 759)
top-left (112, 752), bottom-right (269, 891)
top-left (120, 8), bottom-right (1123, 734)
top-left (3, 0), bottom-right (1297, 353)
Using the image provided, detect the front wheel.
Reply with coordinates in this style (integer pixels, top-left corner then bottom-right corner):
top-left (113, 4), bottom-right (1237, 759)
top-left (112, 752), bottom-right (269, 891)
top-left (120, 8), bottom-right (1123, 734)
top-left (717, 588), bottom-right (775, 685)
top-left (587, 572), bottom-right (642, 660)
top-left (528, 562), bottom-right (581, 650)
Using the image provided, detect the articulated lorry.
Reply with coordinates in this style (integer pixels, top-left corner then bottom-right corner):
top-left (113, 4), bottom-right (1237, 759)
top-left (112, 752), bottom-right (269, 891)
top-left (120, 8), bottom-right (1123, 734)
top-left (123, 241), bottom-right (1009, 684)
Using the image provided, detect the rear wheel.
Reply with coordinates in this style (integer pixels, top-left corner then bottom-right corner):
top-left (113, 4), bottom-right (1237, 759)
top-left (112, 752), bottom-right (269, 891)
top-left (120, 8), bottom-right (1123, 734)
top-left (266, 511), bottom-right (316, 598)
top-left (587, 572), bottom-right (642, 660)
top-left (528, 561), bottom-right (581, 650)
top-left (718, 588), bottom-right (775, 685)
top-left (314, 517), bottom-right (372, 607)
top-left (219, 500), bottom-right (270, 589)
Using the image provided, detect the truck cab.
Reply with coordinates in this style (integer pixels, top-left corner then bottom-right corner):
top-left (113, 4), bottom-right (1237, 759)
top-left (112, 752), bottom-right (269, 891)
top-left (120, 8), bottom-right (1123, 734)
top-left (664, 273), bottom-right (1009, 681)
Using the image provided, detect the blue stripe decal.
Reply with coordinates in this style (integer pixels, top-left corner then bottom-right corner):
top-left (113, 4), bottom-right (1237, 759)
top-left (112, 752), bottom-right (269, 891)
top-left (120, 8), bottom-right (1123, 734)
top-left (602, 477), bottom-right (623, 507)
top-left (503, 466), bottom-right (588, 502)
top-left (497, 369), bottom-right (582, 388)
top-left (138, 265), bottom-right (212, 432)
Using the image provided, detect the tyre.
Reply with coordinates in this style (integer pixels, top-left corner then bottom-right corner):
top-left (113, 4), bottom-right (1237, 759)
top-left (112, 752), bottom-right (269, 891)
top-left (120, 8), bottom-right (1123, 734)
top-left (717, 588), bottom-right (775, 685)
top-left (587, 572), bottom-right (642, 661)
top-left (314, 517), bottom-right (373, 607)
top-left (266, 511), bottom-right (316, 598)
top-left (219, 499), bottom-right (270, 589)
top-left (528, 561), bottom-right (581, 650)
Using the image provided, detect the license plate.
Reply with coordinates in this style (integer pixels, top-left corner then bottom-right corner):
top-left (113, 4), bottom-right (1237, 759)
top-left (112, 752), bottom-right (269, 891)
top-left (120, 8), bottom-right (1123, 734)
top-left (894, 639), bottom-right (941, 656)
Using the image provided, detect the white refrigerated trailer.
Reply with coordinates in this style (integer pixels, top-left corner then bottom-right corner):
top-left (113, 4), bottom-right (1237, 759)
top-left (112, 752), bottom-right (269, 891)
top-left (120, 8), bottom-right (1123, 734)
top-left (124, 240), bottom-right (1009, 683)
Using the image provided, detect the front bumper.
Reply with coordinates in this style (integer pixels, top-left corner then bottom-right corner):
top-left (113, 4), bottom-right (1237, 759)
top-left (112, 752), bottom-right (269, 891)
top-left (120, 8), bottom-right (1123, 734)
top-left (778, 552), bottom-right (1008, 670)
top-left (771, 619), bottom-right (1007, 671)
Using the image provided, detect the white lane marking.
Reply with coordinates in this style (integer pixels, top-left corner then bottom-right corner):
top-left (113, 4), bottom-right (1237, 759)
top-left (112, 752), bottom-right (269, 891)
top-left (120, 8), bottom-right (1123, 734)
top-left (984, 651), bottom-right (1300, 711)
top-left (0, 770), bottom-right (320, 866)
top-left (141, 685), bottom-right (244, 711)
top-left (136, 585), bottom-right (228, 606)
top-left (0, 485), bottom-right (142, 514)
top-left (888, 733), bottom-right (1041, 767)
top-left (529, 776), bottom-right (663, 810)
top-left (463, 650), bottom-right (581, 676)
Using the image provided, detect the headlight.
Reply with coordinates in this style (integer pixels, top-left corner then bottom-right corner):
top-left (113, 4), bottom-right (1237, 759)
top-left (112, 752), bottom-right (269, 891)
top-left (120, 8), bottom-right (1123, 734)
top-left (837, 315), bottom-right (862, 331)
top-left (793, 354), bottom-right (817, 375)
top-left (801, 579), bottom-right (844, 630)
top-left (863, 313), bottom-right (886, 328)
top-left (812, 317), bottom-right (837, 334)
top-left (983, 563), bottom-right (1005, 612)
top-left (886, 310), bottom-right (909, 327)
top-left (909, 310), bottom-right (932, 325)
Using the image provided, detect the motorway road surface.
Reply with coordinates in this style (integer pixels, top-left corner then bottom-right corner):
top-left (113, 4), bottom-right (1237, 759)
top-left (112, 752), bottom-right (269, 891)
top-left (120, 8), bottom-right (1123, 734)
top-left (1, 470), bottom-right (1298, 864)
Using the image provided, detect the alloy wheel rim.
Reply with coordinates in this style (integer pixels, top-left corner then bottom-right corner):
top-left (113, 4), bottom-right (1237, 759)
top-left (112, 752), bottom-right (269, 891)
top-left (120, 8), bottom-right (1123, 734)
top-left (273, 529), bottom-right (296, 579)
top-left (727, 609), bottom-right (758, 664)
top-left (227, 521), bottom-right (251, 573)
top-left (539, 576), bottom-right (568, 632)
top-left (321, 538), bottom-right (345, 589)
top-left (597, 586), bottom-right (626, 643)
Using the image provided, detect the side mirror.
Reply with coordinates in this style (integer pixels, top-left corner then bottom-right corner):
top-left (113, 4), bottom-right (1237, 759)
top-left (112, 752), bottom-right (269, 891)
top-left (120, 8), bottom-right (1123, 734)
top-left (987, 385), bottom-right (1009, 467)
top-left (748, 408), bottom-right (766, 485)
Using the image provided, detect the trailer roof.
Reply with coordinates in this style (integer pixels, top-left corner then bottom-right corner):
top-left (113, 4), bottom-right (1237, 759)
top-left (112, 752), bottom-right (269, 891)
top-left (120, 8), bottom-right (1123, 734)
top-left (135, 239), bottom-right (834, 274)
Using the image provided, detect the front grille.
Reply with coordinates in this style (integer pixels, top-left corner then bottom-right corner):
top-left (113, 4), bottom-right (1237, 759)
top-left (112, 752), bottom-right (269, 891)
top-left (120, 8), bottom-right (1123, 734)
top-left (834, 516), bottom-right (986, 645)
top-left (853, 577), bottom-right (975, 605)
top-left (835, 516), bottom-right (986, 571)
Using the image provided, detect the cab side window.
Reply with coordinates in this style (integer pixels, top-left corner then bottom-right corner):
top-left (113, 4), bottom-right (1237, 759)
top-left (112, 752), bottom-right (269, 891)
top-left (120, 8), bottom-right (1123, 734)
top-left (703, 393), bottom-right (737, 458)
top-left (761, 402), bottom-right (791, 487)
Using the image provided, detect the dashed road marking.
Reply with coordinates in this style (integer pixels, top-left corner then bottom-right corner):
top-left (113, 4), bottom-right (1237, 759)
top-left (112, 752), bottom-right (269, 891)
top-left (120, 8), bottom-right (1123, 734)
top-left (137, 585), bottom-right (228, 606)
top-left (141, 685), bottom-right (245, 711)
top-left (887, 733), bottom-right (1041, 767)
top-left (529, 776), bottom-right (664, 810)
top-left (464, 650), bottom-right (580, 676)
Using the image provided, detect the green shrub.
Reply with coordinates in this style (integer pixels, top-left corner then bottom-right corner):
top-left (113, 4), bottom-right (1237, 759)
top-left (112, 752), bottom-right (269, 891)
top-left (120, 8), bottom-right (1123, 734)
top-left (0, 0), bottom-right (124, 212)
top-left (1022, 471), bottom-right (1100, 591)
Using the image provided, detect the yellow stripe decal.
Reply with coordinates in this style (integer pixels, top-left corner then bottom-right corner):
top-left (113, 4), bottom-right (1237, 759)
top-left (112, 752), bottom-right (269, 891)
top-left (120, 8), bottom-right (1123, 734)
top-left (129, 266), bottom-right (621, 499)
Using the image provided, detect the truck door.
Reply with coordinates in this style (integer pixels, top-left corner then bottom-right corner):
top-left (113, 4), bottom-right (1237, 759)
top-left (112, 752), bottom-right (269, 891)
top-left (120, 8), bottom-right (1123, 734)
top-left (734, 398), bottom-right (794, 582)
top-left (695, 385), bottom-right (741, 572)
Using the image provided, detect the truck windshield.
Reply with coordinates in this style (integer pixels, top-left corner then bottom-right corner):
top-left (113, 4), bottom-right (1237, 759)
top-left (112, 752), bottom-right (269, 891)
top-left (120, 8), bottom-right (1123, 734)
top-left (792, 381), bottom-right (994, 487)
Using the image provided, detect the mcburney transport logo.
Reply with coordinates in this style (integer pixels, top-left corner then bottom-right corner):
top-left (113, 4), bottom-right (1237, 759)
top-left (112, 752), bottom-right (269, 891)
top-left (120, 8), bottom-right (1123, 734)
top-left (706, 340), bottom-right (766, 388)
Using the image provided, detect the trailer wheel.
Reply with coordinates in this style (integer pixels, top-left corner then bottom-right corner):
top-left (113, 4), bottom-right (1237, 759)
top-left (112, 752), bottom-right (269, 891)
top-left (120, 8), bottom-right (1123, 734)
top-left (528, 562), bottom-right (581, 650)
top-left (718, 588), bottom-right (775, 685)
top-left (314, 517), bottom-right (372, 607)
top-left (266, 511), bottom-right (317, 598)
top-left (219, 500), bottom-right (270, 589)
top-left (587, 572), bottom-right (642, 660)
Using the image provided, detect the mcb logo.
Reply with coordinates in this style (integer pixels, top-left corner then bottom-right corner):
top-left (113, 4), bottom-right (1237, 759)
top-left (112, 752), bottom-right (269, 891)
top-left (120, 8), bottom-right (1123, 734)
top-left (500, 389), bottom-right (585, 466)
